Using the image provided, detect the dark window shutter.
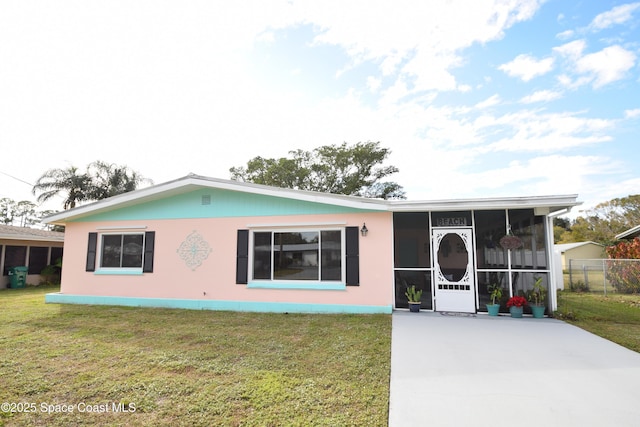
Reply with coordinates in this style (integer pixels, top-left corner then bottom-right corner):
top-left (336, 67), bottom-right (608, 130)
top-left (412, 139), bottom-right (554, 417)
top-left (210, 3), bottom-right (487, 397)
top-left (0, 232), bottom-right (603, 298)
top-left (236, 230), bottom-right (249, 284)
top-left (143, 231), bottom-right (155, 273)
top-left (345, 226), bottom-right (359, 286)
top-left (86, 232), bottom-right (98, 272)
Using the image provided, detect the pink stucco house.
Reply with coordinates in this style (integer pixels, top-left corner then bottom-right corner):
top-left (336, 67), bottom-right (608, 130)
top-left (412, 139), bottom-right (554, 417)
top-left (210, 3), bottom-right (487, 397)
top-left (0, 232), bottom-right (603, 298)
top-left (45, 174), bottom-right (579, 315)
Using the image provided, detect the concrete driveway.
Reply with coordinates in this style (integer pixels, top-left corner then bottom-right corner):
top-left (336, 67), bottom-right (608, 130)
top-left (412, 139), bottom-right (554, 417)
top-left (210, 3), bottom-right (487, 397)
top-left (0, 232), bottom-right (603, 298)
top-left (389, 311), bottom-right (640, 427)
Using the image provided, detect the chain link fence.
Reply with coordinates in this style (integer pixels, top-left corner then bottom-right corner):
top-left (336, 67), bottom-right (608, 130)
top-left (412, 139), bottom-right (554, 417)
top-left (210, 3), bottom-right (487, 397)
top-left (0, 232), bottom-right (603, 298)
top-left (566, 259), bottom-right (640, 295)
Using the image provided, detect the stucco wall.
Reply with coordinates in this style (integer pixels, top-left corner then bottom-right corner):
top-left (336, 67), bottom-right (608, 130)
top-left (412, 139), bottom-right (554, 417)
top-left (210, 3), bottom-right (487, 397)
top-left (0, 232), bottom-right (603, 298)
top-left (57, 212), bottom-right (393, 312)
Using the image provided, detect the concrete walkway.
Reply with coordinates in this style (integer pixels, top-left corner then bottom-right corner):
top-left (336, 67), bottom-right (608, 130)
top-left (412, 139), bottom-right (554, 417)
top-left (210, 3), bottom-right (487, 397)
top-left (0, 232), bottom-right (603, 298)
top-left (388, 311), bottom-right (640, 427)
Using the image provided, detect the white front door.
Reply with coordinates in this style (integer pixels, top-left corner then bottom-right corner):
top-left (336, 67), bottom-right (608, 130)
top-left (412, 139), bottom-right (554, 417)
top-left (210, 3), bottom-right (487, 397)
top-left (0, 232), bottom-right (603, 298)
top-left (433, 228), bottom-right (476, 313)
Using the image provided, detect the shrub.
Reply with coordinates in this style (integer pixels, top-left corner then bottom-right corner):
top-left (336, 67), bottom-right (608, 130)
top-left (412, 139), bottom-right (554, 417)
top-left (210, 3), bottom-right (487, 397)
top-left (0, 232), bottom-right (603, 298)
top-left (570, 280), bottom-right (590, 293)
top-left (606, 238), bottom-right (640, 294)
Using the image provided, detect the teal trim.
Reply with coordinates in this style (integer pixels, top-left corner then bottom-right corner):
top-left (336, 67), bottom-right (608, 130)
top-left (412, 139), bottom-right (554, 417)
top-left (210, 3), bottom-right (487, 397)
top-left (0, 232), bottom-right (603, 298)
top-left (74, 188), bottom-right (377, 222)
top-left (94, 269), bottom-right (144, 276)
top-left (247, 282), bottom-right (346, 291)
top-left (45, 293), bottom-right (392, 314)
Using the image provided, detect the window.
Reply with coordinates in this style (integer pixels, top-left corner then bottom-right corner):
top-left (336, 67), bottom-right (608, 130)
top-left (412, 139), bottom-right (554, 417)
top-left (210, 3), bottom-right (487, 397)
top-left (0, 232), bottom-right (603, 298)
top-left (3, 245), bottom-right (27, 275)
top-left (50, 247), bottom-right (63, 265)
top-left (251, 229), bottom-right (343, 282)
top-left (101, 234), bottom-right (144, 268)
top-left (86, 231), bottom-right (155, 273)
top-left (28, 247), bottom-right (49, 274)
top-left (393, 212), bottom-right (430, 268)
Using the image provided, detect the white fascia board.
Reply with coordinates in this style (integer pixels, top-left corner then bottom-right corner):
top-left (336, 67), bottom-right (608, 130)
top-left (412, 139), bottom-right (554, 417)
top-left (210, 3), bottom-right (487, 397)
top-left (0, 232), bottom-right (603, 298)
top-left (389, 194), bottom-right (581, 213)
top-left (615, 225), bottom-right (640, 240)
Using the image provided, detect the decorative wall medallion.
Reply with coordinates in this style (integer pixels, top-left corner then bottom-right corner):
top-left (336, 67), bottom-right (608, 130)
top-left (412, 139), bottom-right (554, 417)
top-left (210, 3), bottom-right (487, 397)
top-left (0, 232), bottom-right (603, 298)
top-left (177, 231), bottom-right (212, 271)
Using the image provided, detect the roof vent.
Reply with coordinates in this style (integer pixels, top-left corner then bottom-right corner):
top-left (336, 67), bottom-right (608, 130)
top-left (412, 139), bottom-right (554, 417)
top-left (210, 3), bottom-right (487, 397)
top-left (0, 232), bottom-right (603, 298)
top-left (201, 195), bottom-right (211, 205)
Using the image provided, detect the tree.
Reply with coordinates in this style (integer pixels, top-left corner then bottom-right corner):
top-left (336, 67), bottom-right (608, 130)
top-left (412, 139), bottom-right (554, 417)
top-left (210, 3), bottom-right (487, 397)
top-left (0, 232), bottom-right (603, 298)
top-left (1, 198), bottom-right (47, 227)
top-left (230, 141), bottom-right (405, 199)
top-left (14, 201), bottom-right (38, 227)
top-left (86, 161), bottom-right (151, 200)
top-left (32, 162), bottom-right (151, 210)
top-left (557, 195), bottom-right (640, 245)
top-left (1, 198), bottom-right (15, 225)
top-left (553, 217), bottom-right (571, 243)
top-left (32, 166), bottom-right (92, 210)
top-left (38, 210), bottom-right (64, 231)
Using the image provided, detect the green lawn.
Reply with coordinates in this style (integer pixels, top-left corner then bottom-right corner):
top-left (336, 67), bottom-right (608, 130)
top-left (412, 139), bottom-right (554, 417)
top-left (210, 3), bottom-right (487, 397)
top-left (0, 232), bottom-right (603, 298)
top-left (0, 285), bottom-right (391, 426)
top-left (556, 291), bottom-right (640, 353)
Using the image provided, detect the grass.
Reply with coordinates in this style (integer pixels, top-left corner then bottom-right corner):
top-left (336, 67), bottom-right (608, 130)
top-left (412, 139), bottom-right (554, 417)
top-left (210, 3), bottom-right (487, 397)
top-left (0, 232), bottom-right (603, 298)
top-left (556, 291), bottom-right (640, 353)
top-left (0, 285), bottom-right (391, 426)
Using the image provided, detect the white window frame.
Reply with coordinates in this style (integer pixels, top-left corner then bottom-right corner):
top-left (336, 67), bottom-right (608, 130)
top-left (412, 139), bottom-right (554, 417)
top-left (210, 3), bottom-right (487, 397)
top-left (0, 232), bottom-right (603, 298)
top-left (96, 232), bottom-right (146, 274)
top-left (248, 227), bottom-right (346, 286)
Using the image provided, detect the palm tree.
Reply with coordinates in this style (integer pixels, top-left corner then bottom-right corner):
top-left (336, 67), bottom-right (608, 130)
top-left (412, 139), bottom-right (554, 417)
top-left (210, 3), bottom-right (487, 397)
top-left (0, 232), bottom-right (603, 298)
top-left (32, 162), bottom-right (152, 210)
top-left (86, 161), bottom-right (151, 200)
top-left (32, 166), bottom-right (92, 210)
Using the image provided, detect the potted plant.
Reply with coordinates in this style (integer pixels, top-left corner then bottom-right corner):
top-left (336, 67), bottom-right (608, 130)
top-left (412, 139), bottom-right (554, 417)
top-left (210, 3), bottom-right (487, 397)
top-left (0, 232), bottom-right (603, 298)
top-left (506, 295), bottom-right (527, 318)
top-left (405, 285), bottom-right (423, 313)
top-left (528, 277), bottom-right (547, 318)
top-left (486, 283), bottom-right (502, 316)
top-left (499, 233), bottom-right (523, 250)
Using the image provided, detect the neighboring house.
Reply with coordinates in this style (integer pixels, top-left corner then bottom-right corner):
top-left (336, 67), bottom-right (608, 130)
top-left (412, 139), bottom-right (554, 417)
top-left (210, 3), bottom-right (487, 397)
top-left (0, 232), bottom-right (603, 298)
top-left (44, 174), bottom-right (579, 314)
top-left (555, 242), bottom-right (605, 270)
top-left (0, 224), bottom-right (64, 288)
top-left (615, 225), bottom-right (640, 241)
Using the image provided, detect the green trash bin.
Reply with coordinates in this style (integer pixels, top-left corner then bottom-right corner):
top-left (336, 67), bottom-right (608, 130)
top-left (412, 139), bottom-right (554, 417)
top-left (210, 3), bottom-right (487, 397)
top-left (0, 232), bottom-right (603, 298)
top-left (8, 266), bottom-right (28, 288)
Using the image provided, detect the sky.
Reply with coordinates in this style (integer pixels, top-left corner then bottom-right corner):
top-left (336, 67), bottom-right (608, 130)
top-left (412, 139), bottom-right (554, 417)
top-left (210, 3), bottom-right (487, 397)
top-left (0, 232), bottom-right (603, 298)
top-left (1, 0), bottom-right (639, 217)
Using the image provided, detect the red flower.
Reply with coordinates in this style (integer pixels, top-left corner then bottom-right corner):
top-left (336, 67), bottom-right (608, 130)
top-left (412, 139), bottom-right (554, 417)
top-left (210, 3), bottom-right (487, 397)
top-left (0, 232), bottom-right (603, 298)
top-left (507, 296), bottom-right (527, 308)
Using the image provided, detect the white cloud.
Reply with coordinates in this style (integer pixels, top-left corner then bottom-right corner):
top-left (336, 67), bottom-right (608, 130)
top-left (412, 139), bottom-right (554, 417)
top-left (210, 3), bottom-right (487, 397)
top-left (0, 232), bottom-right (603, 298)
top-left (589, 2), bottom-right (640, 31)
top-left (297, 0), bottom-right (544, 93)
top-left (556, 29), bottom-right (575, 40)
top-left (625, 108), bottom-right (640, 119)
top-left (553, 41), bottom-right (637, 89)
top-left (471, 155), bottom-right (595, 193)
top-left (575, 45), bottom-right (637, 88)
top-left (475, 94), bottom-right (502, 109)
top-left (553, 39), bottom-right (587, 60)
top-left (367, 76), bottom-right (382, 92)
top-left (481, 110), bottom-right (614, 152)
top-left (405, 153), bottom-right (619, 201)
top-left (520, 90), bottom-right (563, 104)
top-left (498, 54), bottom-right (555, 81)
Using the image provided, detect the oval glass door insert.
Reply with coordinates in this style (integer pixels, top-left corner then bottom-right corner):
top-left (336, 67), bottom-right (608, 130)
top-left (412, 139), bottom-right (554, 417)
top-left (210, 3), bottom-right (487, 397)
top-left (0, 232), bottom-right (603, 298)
top-left (437, 233), bottom-right (469, 284)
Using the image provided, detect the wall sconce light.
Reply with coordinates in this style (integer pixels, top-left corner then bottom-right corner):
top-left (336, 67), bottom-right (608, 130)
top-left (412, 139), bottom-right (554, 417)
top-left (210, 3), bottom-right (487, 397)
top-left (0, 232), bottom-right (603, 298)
top-left (360, 223), bottom-right (368, 237)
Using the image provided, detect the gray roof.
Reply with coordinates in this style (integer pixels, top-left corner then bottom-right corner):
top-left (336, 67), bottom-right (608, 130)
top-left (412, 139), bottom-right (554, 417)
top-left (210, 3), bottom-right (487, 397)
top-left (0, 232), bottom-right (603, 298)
top-left (0, 224), bottom-right (64, 242)
top-left (554, 241), bottom-right (604, 252)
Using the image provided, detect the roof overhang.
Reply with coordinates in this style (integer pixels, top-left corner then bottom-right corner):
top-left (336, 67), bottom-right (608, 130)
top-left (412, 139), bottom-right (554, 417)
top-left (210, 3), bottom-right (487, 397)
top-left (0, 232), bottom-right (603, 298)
top-left (0, 228), bottom-right (64, 243)
top-left (388, 194), bottom-right (581, 215)
top-left (43, 174), bottom-right (388, 225)
top-left (43, 174), bottom-right (581, 225)
top-left (615, 225), bottom-right (640, 240)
